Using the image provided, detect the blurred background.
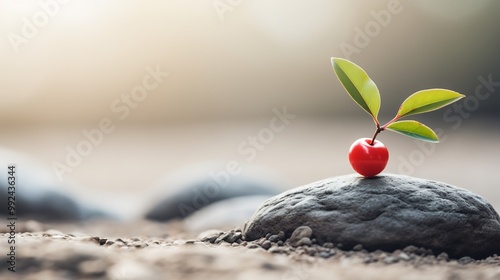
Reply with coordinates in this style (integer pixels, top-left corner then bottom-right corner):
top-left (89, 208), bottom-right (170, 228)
top-left (0, 0), bottom-right (499, 218)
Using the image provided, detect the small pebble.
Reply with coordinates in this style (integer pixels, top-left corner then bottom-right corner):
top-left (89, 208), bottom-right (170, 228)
top-left (288, 226), bottom-right (313, 246)
top-left (364, 256), bottom-right (375, 264)
top-left (202, 234), bottom-right (219, 244)
top-left (261, 240), bottom-right (272, 250)
top-left (198, 230), bottom-right (223, 240)
top-left (403, 245), bottom-right (429, 256)
top-left (353, 244), bottom-right (363, 251)
top-left (318, 251), bottom-right (336, 258)
top-left (323, 242), bottom-right (334, 249)
top-left (296, 237), bottom-right (312, 247)
top-left (225, 232), bottom-right (242, 243)
top-left (399, 252), bottom-right (411, 261)
top-left (268, 235), bottom-right (280, 243)
top-left (458, 256), bottom-right (475, 265)
top-left (384, 256), bottom-right (399, 264)
top-left (115, 238), bottom-right (127, 244)
top-left (215, 232), bottom-right (231, 244)
top-left (437, 252), bottom-right (449, 262)
top-left (305, 247), bottom-right (317, 256)
top-left (78, 236), bottom-right (101, 245)
top-left (247, 243), bottom-right (259, 249)
top-left (133, 242), bottom-right (148, 248)
top-left (269, 247), bottom-right (288, 254)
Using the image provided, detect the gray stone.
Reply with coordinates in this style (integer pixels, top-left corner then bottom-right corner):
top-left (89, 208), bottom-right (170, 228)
top-left (436, 252), bottom-right (449, 262)
top-left (198, 229), bottom-right (224, 242)
top-left (287, 226), bottom-right (312, 246)
top-left (323, 242), bottom-right (334, 249)
top-left (295, 237), bottom-right (312, 247)
top-left (144, 166), bottom-right (282, 221)
top-left (261, 240), bottom-right (272, 250)
top-left (247, 243), bottom-right (259, 249)
top-left (214, 232), bottom-right (232, 244)
top-left (319, 251), bottom-right (336, 258)
top-left (398, 252), bottom-right (411, 261)
top-left (184, 195), bottom-right (271, 231)
top-left (0, 148), bottom-right (110, 221)
top-left (225, 231), bottom-right (242, 243)
top-left (384, 256), bottom-right (399, 264)
top-left (243, 174), bottom-right (500, 259)
top-left (268, 247), bottom-right (288, 254)
top-left (458, 256), bottom-right (475, 264)
top-left (268, 231), bottom-right (285, 243)
top-left (353, 244), bottom-right (363, 251)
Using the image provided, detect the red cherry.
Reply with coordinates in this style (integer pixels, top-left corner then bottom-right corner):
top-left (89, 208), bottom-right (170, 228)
top-left (348, 138), bottom-right (389, 178)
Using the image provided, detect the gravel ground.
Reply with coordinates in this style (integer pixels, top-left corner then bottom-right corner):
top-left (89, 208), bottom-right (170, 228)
top-left (1, 219), bottom-right (500, 280)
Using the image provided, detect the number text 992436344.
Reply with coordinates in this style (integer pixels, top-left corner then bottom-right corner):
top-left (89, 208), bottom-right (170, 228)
top-left (6, 165), bottom-right (17, 273)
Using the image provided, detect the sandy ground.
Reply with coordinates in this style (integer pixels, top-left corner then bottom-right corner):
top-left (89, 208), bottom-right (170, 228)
top-left (1, 219), bottom-right (500, 280)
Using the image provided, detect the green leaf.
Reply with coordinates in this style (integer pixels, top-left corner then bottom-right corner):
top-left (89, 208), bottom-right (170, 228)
top-left (331, 57), bottom-right (380, 122)
top-left (386, 120), bottom-right (439, 143)
top-left (397, 89), bottom-right (465, 118)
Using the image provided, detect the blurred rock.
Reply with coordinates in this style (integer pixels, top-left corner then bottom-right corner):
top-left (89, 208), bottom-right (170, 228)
top-left (144, 165), bottom-right (282, 221)
top-left (184, 195), bottom-right (270, 231)
top-left (0, 185), bottom-right (107, 221)
top-left (243, 174), bottom-right (500, 259)
top-left (0, 147), bottom-right (110, 221)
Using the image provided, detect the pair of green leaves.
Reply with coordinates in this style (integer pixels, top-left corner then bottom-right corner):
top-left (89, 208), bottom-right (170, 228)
top-left (332, 57), bottom-right (465, 143)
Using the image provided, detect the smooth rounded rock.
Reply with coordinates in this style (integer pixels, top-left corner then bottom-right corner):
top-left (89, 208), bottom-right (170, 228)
top-left (0, 148), bottom-right (110, 221)
top-left (144, 164), bottom-right (282, 221)
top-left (243, 174), bottom-right (500, 259)
top-left (287, 226), bottom-right (313, 247)
top-left (184, 195), bottom-right (272, 231)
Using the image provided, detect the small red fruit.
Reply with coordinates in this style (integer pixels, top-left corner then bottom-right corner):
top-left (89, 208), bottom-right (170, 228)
top-left (348, 138), bottom-right (389, 178)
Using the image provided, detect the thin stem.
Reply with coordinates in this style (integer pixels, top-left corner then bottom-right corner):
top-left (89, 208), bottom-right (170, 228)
top-left (370, 114), bottom-right (401, 145)
top-left (370, 125), bottom-right (382, 145)
top-left (381, 115), bottom-right (400, 130)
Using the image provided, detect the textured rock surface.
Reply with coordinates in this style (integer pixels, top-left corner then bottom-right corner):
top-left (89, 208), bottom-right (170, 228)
top-left (243, 174), bottom-right (500, 259)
